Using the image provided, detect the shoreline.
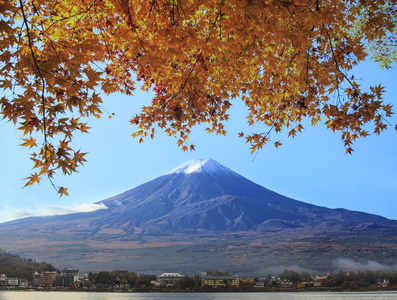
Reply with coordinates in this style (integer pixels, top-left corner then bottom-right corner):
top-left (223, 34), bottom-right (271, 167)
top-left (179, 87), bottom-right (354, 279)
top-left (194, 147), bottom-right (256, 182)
top-left (1, 287), bottom-right (396, 293)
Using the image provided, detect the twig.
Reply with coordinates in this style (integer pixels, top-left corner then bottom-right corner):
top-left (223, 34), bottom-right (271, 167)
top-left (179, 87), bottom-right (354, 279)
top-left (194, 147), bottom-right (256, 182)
top-left (19, 0), bottom-right (47, 150)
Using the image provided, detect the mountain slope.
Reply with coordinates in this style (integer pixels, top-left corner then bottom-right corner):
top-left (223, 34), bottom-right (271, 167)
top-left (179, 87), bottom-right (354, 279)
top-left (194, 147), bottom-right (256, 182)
top-left (92, 158), bottom-right (395, 233)
top-left (0, 159), bottom-right (396, 274)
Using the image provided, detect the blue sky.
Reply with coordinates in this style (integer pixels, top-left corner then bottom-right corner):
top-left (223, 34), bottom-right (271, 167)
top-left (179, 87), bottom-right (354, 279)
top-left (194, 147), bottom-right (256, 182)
top-left (0, 60), bottom-right (396, 223)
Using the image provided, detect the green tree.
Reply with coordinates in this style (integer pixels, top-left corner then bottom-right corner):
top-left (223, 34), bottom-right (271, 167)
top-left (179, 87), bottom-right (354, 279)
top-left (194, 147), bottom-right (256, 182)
top-left (178, 276), bottom-right (196, 289)
top-left (83, 280), bottom-right (94, 289)
top-left (280, 269), bottom-right (301, 284)
top-left (95, 271), bottom-right (116, 286)
top-left (363, 270), bottom-right (377, 284)
top-left (299, 271), bottom-right (312, 282)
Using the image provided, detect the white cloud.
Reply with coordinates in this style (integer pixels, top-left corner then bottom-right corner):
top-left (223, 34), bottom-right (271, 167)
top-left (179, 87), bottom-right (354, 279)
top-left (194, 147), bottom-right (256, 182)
top-left (0, 203), bottom-right (107, 223)
top-left (259, 264), bottom-right (322, 276)
top-left (333, 258), bottom-right (397, 272)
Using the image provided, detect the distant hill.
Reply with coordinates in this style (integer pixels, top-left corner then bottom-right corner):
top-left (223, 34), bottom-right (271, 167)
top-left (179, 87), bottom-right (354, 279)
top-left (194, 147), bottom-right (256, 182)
top-left (0, 159), bottom-right (396, 275)
top-left (0, 249), bottom-right (58, 280)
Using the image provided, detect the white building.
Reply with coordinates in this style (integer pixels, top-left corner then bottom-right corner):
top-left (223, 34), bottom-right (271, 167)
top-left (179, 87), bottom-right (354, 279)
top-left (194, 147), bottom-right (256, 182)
top-left (0, 274), bottom-right (7, 288)
top-left (19, 279), bottom-right (27, 288)
top-left (33, 271), bottom-right (40, 287)
top-left (158, 273), bottom-right (184, 287)
top-left (7, 278), bottom-right (19, 287)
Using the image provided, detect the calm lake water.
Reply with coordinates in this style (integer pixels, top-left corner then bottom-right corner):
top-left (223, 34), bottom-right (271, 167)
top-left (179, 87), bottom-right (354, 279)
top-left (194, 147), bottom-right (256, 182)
top-left (0, 291), bottom-right (397, 300)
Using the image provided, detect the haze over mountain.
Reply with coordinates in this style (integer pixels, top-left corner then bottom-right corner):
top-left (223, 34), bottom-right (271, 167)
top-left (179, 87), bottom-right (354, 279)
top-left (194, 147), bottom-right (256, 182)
top-left (0, 159), bottom-right (396, 275)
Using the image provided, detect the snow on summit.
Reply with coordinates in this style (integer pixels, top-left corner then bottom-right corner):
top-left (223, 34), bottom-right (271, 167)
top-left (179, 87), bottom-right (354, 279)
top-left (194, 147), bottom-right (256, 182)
top-left (173, 158), bottom-right (210, 174)
top-left (168, 159), bottom-right (240, 177)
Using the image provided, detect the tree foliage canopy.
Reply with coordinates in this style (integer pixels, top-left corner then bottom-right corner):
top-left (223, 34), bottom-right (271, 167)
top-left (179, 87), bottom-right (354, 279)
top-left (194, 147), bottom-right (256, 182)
top-left (0, 248), bottom-right (58, 281)
top-left (1, 0), bottom-right (396, 195)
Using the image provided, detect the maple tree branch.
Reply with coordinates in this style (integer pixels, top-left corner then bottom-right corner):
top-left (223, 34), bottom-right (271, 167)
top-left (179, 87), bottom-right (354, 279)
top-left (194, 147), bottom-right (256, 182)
top-left (325, 28), bottom-right (342, 104)
top-left (23, 34), bottom-right (88, 96)
top-left (249, 90), bottom-right (291, 155)
top-left (170, 0), bottom-right (175, 27)
top-left (176, 0), bottom-right (186, 17)
top-left (323, 25), bottom-right (361, 106)
top-left (43, 0), bottom-right (97, 33)
top-left (32, 67), bottom-right (80, 96)
top-left (285, 3), bottom-right (302, 29)
top-left (18, 0), bottom-right (47, 148)
top-left (305, 46), bottom-right (310, 83)
top-left (18, 1), bottom-right (63, 193)
top-left (93, 1), bottom-right (111, 55)
top-left (219, 11), bottom-right (222, 40)
top-left (25, 7), bottom-right (81, 87)
top-left (6, 6), bottom-right (21, 22)
top-left (9, 25), bottom-right (24, 102)
top-left (147, 0), bottom-right (157, 17)
top-left (18, 30), bottom-right (85, 96)
top-left (123, 0), bottom-right (152, 79)
top-left (146, 11), bottom-right (223, 118)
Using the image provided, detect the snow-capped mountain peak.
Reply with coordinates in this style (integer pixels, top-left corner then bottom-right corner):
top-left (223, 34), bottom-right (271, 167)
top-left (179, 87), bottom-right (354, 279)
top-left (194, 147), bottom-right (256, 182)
top-left (168, 159), bottom-right (240, 177)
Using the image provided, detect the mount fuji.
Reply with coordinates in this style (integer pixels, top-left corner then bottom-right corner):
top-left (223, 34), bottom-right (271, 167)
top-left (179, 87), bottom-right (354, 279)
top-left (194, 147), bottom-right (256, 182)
top-left (0, 159), bottom-right (396, 274)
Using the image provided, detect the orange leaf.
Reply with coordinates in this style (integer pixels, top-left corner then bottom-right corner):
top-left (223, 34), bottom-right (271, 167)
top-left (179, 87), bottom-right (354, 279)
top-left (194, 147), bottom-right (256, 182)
top-left (23, 173), bottom-right (41, 187)
top-left (20, 138), bottom-right (37, 149)
top-left (58, 187), bottom-right (69, 197)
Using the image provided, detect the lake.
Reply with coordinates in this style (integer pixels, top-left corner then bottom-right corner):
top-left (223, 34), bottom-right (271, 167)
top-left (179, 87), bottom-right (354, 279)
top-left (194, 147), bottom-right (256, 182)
top-left (1, 291), bottom-right (397, 300)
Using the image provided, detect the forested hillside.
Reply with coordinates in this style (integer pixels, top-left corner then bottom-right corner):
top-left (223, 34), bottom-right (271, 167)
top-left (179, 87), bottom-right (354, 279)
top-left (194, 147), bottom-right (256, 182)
top-left (0, 249), bottom-right (58, 281)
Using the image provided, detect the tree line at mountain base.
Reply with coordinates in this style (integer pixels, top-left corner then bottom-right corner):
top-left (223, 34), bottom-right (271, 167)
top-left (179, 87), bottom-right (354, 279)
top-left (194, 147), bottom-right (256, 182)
top-left (0, 249), bottom-right (58, 281)
top-left (1, 248), bottom-right (396, 292)
top-left (81, 269), bottom-right (397, 292)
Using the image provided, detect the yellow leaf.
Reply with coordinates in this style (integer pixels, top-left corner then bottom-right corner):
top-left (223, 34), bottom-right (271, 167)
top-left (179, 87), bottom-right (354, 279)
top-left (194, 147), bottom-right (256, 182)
top-left (20, 138), bottom-right (37, 149)
top-left (58, 187), bottom-right (69, 197)
top-left (23, 173), bottom-right (41, 187)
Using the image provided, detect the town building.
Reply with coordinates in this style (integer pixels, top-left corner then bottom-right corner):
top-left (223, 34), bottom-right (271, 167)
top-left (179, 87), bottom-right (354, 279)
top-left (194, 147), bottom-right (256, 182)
top-left (33, 272), bottom-right (40, 287)
top-left (279, 279), bottom-right (293, 288)
top-left (157, 273), bottom-right (184, 287)
top-left (55, 274), bottom-right (74, 287)
top-left (40, 271), bottom-right (57, 287)
top-left (0, 274), bottom-right (7, 288)
top-left (7, 278), bottom-right (19, 287)
top-left (18, 279), bottom-right (27, 288)
top-left (55, 268), bottom-right (79, 287)
top-left (201, 275), bottom-right (240, 288)
top-left (312, 274), bottom-right (328, 287)
top-left (61, 268), bottom-right (79, 281)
